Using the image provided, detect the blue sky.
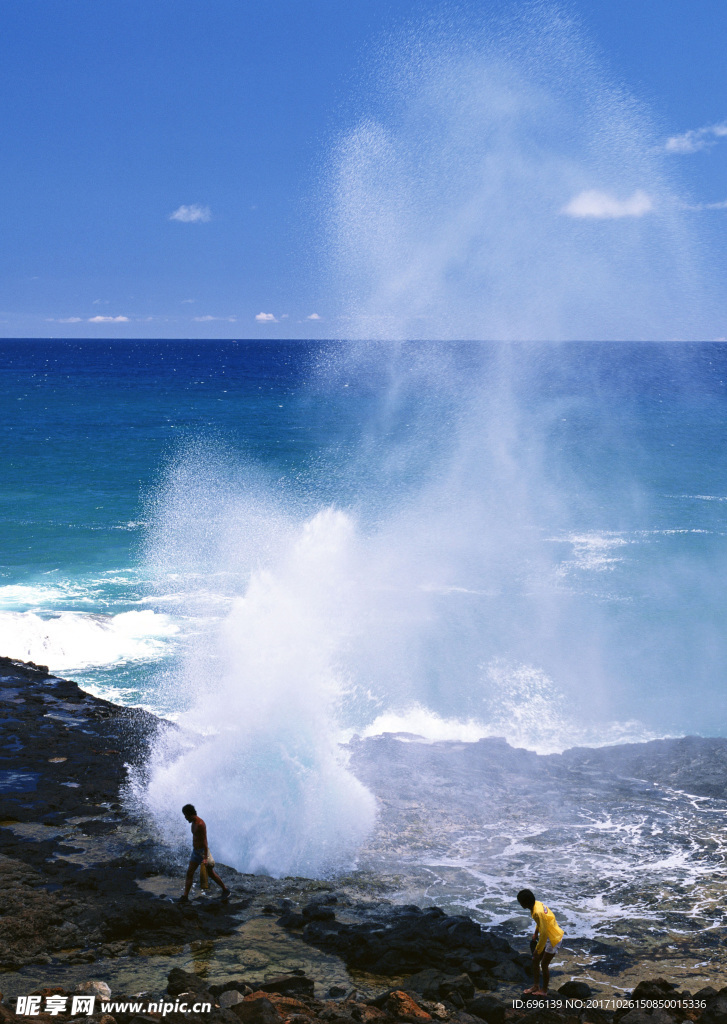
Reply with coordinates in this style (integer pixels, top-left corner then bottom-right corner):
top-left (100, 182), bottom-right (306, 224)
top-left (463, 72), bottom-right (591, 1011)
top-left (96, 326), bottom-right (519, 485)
top-left (2, 0), bottom-right (726, 340)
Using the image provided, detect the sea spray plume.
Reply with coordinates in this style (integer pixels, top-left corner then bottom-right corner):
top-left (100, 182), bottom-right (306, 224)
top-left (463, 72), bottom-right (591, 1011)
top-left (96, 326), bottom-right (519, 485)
top-left (135, 449), bottom-right (376, 875)
top-left (308, 340), bottom-right (691, 740)
top-left (326, 3), bottom-right (711, 340)
top-left (130, 350), bottom-right (716, 876)
top-left (133, 4), bottom-right (727, 874)
top-left (313, 4), bottom-right (721, 738)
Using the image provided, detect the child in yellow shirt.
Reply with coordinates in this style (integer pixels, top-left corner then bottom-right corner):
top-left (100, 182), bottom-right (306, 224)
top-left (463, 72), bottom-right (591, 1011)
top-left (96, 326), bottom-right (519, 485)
top-left (517, 888), bottom-right (564, 996)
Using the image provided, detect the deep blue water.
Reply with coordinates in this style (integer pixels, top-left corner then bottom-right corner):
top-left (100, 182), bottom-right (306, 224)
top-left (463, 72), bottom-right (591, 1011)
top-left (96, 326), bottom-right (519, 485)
top-left (1, 339), bottom-right (726, 744)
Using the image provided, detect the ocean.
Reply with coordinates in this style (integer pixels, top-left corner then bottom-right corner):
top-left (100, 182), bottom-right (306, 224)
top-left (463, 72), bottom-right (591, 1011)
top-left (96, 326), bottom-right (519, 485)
top-left (2, 338), bottom-right (727, 973)
top-left (2, 339), bottom-right (726, 735)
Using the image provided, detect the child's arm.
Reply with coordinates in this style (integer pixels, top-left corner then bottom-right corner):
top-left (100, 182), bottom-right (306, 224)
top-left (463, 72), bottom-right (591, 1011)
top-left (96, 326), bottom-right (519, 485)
top-left (532, 911), bottom-right (547, 955)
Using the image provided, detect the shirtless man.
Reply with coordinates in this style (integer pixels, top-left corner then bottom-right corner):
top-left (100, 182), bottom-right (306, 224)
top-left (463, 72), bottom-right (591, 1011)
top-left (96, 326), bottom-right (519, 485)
top-left (178, 804), bottom-right (231, 902)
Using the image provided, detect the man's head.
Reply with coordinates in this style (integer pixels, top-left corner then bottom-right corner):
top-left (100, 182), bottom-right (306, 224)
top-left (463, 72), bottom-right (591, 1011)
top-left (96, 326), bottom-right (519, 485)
top-left (517, 888), bottom-right (536, 910)
top-left (182, 803), bottom-right (197, 821)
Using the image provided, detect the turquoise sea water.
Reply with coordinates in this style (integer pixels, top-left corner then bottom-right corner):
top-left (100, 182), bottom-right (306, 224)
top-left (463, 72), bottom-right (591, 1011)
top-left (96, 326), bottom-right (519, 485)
top-left (2, 339), bottom-right (727, 745)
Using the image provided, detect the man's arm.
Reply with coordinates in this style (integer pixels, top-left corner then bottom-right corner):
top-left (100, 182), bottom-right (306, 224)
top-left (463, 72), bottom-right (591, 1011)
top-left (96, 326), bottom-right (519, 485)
top-left (199, 820), bottom-right (209, 858)
top-left (193, 819), bottom-right (210, 859)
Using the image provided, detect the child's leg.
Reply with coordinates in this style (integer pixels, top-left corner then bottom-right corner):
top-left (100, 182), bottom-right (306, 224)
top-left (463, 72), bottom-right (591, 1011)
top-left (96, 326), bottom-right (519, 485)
top-left (539, 952), bottom-right (555, 993)
top-left (524, 953), bottom-right (542, 993)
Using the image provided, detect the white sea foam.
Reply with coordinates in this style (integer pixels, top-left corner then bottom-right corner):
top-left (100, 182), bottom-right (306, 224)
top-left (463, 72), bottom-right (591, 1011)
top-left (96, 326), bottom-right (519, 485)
top-left (556, 532), bottom-right (629, 573)
top-left (0, 569), bottom-right (146, 612)
top-left (669, 494), bottom-right (727, 502)
top-left (0, 583), bottom-right (92, 609)
top-left (134, 506), bottom-right (377, 878)
top-left (357, 702), bottom-right (658, 755)
top-left (356, 662), bottom-right (660, 754)
top-left (0, 609), bottom-right (179, 672)
top-left (359, 707), bottom-right (492, 744)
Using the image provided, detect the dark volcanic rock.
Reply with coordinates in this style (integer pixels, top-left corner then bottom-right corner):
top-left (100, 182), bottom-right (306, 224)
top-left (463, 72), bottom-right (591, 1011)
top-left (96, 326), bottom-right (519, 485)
top-left (0, 658), bottom-right (244, 967)
top-left (557, 980), bottom-right (592, 998)
top-left (167, 968), bottom-right (214, 998)
top-left (630, 980), bottom-right (678, 1000)
top-left (0, 656), bottom-right (158, 840)
top-left (466, 994), bottom-right (506, 1024)
top-left (255, 977), bottom-right (316, 999)
top-left (618, 1011), bottom-right (674, 1024)
top-left (700, 994), bottom-right (727, 1024)
top-left (283, 901), bottom-right (526, 986)
top-left (230, 999), bottom-right (283, 1024)
top-left (558, 736), bottom-right (727, 798)
top-left (3, 655), bottom-right (727, 1022)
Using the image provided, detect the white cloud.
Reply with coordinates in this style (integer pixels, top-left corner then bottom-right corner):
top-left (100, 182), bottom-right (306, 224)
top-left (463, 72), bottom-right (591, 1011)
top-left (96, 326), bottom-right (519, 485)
top-left (561, 189), bottom-right (653, 219)
top-left (665, 121), bottom-right (727, 155)
top-left (181, 298), bottom-right (195, 304)
top-left (169, 204), bottom-right (211, 223)
top-left (47, 316), bottom-right (82, 323)
top-left (193, 315), bottom-right (237, 322)
top-left (684, 198), bottom-right (727, 212)
top-left (88, 315), bottom-right (129, 323)
top-left (306, 313), bottom-right (322, 320)
top-left (255, 312), bottom-right (278, 322)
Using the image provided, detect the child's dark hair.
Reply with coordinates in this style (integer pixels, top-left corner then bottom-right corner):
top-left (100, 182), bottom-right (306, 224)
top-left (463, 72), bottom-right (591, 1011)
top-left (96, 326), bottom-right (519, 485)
top-left (517, 888), bottom-right (536, 909)
top-left (182, 803), bottom-right (197, 817)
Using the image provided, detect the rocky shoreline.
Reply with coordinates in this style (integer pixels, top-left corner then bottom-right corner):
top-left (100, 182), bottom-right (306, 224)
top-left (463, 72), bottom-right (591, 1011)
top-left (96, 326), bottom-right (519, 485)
top-left (1, 657), bottom-right (726, 1024)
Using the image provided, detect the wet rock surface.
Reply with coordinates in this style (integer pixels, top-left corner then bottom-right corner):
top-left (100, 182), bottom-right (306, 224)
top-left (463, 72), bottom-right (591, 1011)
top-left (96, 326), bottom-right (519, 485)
top-left (279, 900), bottom-right (528, 986)
top-left (2, 658), bottom-right (726, 1024)
top-left (2, 967), bottom-right (727, 1024)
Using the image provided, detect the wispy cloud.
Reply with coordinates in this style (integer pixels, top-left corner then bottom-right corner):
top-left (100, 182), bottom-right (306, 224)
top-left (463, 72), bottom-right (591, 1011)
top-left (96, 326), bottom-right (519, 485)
top-left (46, 316), bottom-right (83, 323)
top-left (306, 313), bottom-right (322, 320)
top-left (88, 315), bottom-right (129, 323)
top-left (683, 198), bottom-right (727, 212)
top-left (255, 312), bottom-right (278, 322)
top-left (169, 204), bottom-right (211, 223)
top-left (665, 121), bottom-right (727, 154)
top-left (193, 315), bottom-right (237, 322)
top-left (561, 189), bottom-right (653, 219)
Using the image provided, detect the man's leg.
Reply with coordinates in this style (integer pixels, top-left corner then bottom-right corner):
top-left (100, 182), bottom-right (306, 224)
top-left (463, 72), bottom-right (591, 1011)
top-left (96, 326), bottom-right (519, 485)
top-left (208, 866), bottom-right (231, 896)
top-left (179, 860), bottom-right (197, 901)
top-left (208, 866), bottom-right (225, 888)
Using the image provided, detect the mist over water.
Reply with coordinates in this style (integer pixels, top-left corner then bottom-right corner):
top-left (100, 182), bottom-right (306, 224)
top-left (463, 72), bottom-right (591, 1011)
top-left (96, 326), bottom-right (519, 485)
top-left (137, 7), bottom-right (727, 876)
